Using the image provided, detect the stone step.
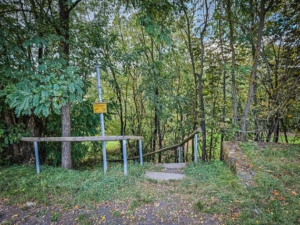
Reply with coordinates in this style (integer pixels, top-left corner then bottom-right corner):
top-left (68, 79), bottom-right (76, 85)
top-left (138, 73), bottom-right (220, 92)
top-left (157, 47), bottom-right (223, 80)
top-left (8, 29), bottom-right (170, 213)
top-left (145, 171), bottom-right (186, 181)
top-left (161, 163), bottom-right (186, 169)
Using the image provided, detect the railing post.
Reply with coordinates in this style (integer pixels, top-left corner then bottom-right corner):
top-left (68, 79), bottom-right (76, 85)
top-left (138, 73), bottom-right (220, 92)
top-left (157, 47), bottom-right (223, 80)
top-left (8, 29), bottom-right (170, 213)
top-left (139, 139), bottom-right (143, 165)
top-left (34, 142), bottom-right (40, 174)
top-left (194, 134), bottom-right (198, 163)
top-left (178, 146), bottom-right (181, 163)
top-left (122, 140), bottom-right (127, 175)
top-left (95, 65), bottom-right (107, 172)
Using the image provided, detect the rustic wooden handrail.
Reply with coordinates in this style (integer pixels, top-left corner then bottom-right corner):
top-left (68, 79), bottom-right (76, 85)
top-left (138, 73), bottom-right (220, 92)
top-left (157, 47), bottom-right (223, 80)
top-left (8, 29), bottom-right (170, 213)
top-left (109, 128), bottom-right (202, 162)
top-left (20, 135), bottom-right (143, 142)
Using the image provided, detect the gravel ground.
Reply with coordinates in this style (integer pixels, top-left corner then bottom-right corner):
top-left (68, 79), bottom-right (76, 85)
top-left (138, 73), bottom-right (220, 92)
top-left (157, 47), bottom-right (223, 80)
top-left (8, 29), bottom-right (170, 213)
top-left (0, 199), bottom-right (221, 225)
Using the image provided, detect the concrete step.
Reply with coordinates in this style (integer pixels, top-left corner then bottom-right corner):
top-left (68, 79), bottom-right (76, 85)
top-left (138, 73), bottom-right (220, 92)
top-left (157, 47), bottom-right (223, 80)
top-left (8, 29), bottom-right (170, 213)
top-left (145, 171), bottom-right (186, 181)
top-left (161, 163), bottom-right (186, 169)
top-left (145, 163), bottom-right (187, 181)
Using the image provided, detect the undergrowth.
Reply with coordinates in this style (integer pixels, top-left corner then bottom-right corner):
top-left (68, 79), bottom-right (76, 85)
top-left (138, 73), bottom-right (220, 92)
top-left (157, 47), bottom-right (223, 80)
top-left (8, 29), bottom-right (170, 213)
top-left (0, 163), bottom-right (154, 207)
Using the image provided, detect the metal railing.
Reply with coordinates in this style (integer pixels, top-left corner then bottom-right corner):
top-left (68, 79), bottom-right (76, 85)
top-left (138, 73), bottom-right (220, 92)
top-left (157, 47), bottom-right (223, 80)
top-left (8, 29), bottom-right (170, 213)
top-left (109, 128), bottom-right (202, 163)
top-left (21, 128), bottom-right (202, 175)
top-left (20, 135), bottom-right (143, 175)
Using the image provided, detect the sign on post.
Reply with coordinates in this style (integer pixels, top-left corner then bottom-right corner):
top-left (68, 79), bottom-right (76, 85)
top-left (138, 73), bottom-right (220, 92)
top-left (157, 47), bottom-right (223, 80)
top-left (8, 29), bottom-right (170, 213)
top-left (93, 102), bottom-right (107, 114)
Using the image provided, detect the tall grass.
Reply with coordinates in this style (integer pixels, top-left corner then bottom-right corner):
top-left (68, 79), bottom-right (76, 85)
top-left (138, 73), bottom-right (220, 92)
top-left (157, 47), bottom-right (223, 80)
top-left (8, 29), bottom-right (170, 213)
top-left (0, 163), bottom-right (153, 207)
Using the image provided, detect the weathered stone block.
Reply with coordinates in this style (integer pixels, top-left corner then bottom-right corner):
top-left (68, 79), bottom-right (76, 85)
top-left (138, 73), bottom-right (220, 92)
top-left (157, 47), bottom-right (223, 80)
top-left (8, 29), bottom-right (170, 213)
top-left (222, 141), bottom-right (255, 187)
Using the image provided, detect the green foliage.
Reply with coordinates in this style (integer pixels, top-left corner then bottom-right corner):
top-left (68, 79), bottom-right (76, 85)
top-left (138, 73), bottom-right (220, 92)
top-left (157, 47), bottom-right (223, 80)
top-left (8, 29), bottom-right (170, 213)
top-left (5, 57), bottom-right (84, 117)
top-left (136, 0), bottom-right (173, 44)
top-left (2, 124), bottom-right (29, 146)
top-left (0, 122), bottom-right (30, 165)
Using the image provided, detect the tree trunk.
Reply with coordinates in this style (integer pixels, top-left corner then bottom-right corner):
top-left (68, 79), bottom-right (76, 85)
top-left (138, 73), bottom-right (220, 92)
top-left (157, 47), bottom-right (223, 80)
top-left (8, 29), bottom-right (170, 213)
top-left (273, 113), bottom-right (280, 143)
top-left (225, 0), bottom-right (238, 141)
top-left (241, 0), bottom-right (269, 141)
top-left (249, 0), bottom-right (260, 141)
top-left (198, 0), bottom-right (210, 161)
top-left (61, 102), bottom-right (72, 169)
top-left (281, 119), bottom-right (288, 143)
top-left (57, 0), bottom-right (82, 169)
top-left (199, 38), bottom-right (207, 162)
top-left (218, 14), bottom-right (227, 160)
top-left (182, 4), bottom-right (198, 160)
top-left (109, 63), bottom-right (125, 158)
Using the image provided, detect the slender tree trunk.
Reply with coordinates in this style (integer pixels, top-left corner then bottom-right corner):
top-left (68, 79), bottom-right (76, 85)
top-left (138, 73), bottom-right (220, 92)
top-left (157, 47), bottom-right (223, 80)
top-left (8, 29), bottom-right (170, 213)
top-left (241, 0), bottom-right (271, 141)
top-left (220, 68), bottom-right (226, 161)
top-left (225, 0), bottom-right (238, 141)
top-left (273, 113), bottom-right (280, 143)
top-left (157, 44), bottom-right (163, 163)
top-left (199, 37), bottom-right (207, 161)
top-left (182, 4), bottom-right (198, 160)
top-left (209, 96), bottom-right (217, 160)
top-left (281, 119), bottom-right (288, 143)
top-left (218, 14), bottom-right (226, 160)
top-left (108, 61), bottom-right (125, 157)
top-left (266, 117), bottom-right (275, 142)
top-left (198, 0), bottom-right (210, 161)
top-left (249, 0), bottom-right (260, 141)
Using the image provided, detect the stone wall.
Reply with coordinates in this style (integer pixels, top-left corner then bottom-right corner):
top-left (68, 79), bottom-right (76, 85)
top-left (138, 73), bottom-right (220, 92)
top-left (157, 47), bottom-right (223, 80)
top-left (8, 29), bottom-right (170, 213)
top-left (222, 141), bottom-right (255, 187)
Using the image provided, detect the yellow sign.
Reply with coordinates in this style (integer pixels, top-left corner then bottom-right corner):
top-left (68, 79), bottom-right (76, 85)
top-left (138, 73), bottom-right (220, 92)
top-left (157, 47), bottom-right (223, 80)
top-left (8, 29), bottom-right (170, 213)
top-left (93, 102), bottom-right (107, 114)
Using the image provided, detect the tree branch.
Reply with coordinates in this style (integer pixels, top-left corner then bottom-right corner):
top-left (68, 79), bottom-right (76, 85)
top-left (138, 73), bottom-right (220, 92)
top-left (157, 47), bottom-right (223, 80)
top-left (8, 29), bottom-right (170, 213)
top-left (68, 0), bottom-right (82, 13)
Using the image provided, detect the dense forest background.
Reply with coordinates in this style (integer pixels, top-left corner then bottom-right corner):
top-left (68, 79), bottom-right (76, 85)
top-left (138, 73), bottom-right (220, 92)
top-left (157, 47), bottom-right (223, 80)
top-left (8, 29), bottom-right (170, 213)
top-left (0, 0), bottom-right (299, 167)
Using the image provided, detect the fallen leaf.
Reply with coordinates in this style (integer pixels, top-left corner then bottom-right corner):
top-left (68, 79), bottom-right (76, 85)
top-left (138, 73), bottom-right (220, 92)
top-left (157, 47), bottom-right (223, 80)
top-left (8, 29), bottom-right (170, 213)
top-left (273, 190), bottom-right (279, 196)
top-left (277, 196), bottom-right (285, 201)
top-left (232, 212), bottom-right (240, 218)
top-left (291, 191), bottom-right (298, 196)
top-left (74, 205), bottom-right (79, 209)
top-left (249, 164), bottom-right (254, 168)
top-left (101, 215), bottom-right (106, 221)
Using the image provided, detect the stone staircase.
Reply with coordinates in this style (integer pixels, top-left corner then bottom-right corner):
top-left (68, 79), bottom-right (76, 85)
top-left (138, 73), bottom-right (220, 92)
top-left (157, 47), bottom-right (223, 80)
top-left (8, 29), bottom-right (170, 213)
top-left (145, 163), bottom-right (186, 181)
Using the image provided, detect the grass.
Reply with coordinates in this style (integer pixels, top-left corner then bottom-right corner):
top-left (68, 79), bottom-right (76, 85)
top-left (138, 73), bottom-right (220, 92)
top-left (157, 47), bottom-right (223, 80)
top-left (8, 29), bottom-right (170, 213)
top-left (236, 142), bottom-right (300, 224)
top-left (0, 163), bottom-right (147, 207)
top-left (0, 142), bottom-right (299, 224)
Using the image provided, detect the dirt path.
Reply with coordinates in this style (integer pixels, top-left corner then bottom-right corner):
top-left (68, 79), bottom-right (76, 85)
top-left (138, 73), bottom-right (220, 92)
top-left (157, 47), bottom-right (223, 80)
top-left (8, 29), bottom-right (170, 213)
top-left (0, 198), bottom-right (221, 225)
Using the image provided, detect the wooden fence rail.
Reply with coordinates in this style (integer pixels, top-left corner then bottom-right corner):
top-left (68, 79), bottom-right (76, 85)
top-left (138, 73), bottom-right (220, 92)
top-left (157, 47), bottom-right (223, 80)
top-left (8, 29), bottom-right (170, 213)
top-left (20, 136), bottom-right (144, 175)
